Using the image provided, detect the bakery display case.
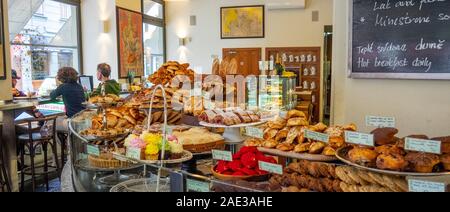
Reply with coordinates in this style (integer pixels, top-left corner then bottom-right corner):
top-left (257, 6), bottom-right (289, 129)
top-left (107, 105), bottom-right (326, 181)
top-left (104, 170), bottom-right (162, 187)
top-left (65, 60), bottom-right (449, 193)
top-left (248, 76), bottom-right (297, 112)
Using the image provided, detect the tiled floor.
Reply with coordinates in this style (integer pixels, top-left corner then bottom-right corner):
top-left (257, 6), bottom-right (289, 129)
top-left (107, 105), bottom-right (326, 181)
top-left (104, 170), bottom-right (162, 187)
top-left (34, 179), bottom-right (61, 192)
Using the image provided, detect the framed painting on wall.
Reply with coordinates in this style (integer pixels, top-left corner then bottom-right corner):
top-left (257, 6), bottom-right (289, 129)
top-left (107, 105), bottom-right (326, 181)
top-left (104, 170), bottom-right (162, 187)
top-left (221, 5), bottom-right (265, 39)
top-left (117, 7), bottom-right (144, 78)
top-left (0, 0), bottom-right (6, 80)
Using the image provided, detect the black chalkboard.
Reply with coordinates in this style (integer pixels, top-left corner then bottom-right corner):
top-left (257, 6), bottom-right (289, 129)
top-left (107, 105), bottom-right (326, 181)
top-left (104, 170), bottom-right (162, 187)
top-left (350, 0), bottom-right (450, 79)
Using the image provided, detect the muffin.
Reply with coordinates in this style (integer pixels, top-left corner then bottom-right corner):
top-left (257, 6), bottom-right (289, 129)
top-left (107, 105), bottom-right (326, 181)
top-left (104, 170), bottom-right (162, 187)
top-left (376, 153), bottom-right (408, 171)
top-left (375, 145), bottom-right (405, 155)
top-left (405, 152), bottom-right (440, 173)
top-left (348, 147), bottom-right (379, 167)
top-left (145, 144), bottom-right (159, 160)
top-left (440, 154), bottom-right (450, 171)
top-left (168, 135), bottom-right (184, 159)
top-left (371, 128), bottom-right (399, 146)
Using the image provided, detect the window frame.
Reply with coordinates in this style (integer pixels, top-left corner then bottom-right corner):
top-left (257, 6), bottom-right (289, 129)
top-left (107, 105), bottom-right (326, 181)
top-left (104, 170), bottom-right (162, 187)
top-left (141, 0), bottom-right (166, 71)
top-left (9, 0), bottom-right (83, 75)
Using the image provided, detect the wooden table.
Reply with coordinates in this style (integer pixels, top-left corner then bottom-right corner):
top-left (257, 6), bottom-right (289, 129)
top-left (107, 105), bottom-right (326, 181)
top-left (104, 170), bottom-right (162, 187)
top-left (0, 101), bottom-right (34, 192)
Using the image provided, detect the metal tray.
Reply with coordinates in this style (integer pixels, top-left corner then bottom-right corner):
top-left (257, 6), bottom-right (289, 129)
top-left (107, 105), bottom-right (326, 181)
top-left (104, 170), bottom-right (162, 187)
top-left (336, 146), bottom-right (450, 177)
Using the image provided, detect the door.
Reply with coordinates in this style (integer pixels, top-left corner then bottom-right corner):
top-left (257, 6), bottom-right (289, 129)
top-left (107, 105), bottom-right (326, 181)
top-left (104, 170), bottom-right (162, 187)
top-left (222, 48), bottom-right (262, 76)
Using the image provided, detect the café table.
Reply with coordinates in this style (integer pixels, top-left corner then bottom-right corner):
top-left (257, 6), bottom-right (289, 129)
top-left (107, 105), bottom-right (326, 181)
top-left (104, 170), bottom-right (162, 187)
top-left (2, 97), bottom-right (66, 192)
top-left (0, 101), bottom-right (34, 192)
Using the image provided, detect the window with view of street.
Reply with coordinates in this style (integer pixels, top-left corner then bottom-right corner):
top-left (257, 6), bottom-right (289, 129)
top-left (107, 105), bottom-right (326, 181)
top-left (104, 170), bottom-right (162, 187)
top-left (8, 0), bottom-right (80, 95)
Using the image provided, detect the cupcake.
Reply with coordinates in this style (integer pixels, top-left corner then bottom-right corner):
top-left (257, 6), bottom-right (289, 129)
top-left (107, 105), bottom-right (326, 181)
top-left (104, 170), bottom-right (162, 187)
top-left (145, 144), bottom-right (159, 160)
top-left (167, 135), bottom-right (183, 159)
top-left (127, 138), bottom-right (147, 160)
top-left (124, 134), bottom-right (139, 147)
top-left (140, 132), bottom-right (162, 146)
top-left (158, 138), bottom-right (171, 160)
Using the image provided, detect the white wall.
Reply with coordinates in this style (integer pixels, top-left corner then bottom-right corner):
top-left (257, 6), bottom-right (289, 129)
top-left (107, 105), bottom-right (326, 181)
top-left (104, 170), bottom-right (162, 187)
top-left (166, 0), bottom-right (333, 73)
top-left (331, 0), bottom-right (450, 137)
top-left (81, 0), bottom-right (119, 85)
top-left (166, 0), bottom-right (333, 120)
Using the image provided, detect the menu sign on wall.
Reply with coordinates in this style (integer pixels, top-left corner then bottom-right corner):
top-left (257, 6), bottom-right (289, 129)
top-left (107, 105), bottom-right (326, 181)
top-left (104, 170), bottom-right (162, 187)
top-left (350, 0), bottom-right (450, 79)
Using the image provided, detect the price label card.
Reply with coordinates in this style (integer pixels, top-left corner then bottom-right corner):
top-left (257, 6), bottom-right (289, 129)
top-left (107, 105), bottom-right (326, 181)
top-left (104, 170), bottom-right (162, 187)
top-left (126, 147), bottom-right (142, 160)
top-left (279, 111), bottom-right (288, 118)
top-left (186, 179), bottom-right (210, 192)
top-left (212, 150), bottom-right (233, 162)
top-left (245, 126), bottom-right (264, 139)
top-left (87, 145), bottom-right (100, 156)
top-left (408, 179), bottom-right (447, 192)
top-left (405, 138), bottom-right (442, 155)
top-left (345, 131), bottom-right (374, 147)
top-left (366, 116), bottom-right (395, 128)
top-left (190, 89), bottom-right (202, 97)
top-left (165, 126), bottom-right (173, 135)
top-left (259, 161), bottom-right (283, 175)
top-left (305, 130), bottom-right (329, 143)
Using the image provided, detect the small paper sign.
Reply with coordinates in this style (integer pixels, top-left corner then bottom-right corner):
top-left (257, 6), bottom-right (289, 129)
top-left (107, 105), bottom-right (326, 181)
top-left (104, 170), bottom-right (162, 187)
top-left (190, 89), bottom-right (202, 97)
top-left (245, 127), bottom-right (264, 139)
top-left (259, 161), bottom-right (283, 175)
top-left (408, 179), bottom-right (447, 192)
top-left (212, 150), bottom-right (233, 162)
top-left (165, 126), bottom-right (173, 135)
top-left (405, 138), bottom-right (441, 155)
top-left (279, 111), bottom-right (288, 118)
top-left (87, 145), bottom-right (100, 156)
top-left (305, 130), bottom-right (329, 143)
top-left (126, 147), bottom-right (142, 160)
top-left (345, 131), bottom-right (374, 147)
top-left (366, 116), bottom-right (395, 128)
top-left (186, 179), bottom-right (210, 192)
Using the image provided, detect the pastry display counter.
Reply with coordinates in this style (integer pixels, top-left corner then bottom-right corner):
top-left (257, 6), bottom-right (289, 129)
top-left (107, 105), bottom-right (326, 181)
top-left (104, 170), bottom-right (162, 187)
top-left (68, 107), bottom-right (450, 192)
top-left (65, 61), bottom-right (449, 193)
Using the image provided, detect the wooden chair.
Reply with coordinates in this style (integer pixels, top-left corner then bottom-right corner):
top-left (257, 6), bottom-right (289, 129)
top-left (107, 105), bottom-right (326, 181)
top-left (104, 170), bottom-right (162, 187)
top-left (17, 116), bottom-right (60, 192)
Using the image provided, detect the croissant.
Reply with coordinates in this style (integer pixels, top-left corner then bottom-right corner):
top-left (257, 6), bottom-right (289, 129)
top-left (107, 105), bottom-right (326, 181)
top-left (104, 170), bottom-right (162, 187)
top-left (286, 127), bottom-right (302, 144)
top-left (264, 129), bottom-right (278, 140)
top-left (287, 118), bottom-right (309, 127)
top-left (287, 110), bottom-right (306, 120)
top-left (275, 127), bottom-right (290, 141)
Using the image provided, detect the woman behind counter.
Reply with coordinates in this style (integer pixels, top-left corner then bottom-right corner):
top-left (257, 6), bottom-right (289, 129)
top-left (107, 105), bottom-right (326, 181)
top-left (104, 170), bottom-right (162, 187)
top-left (50, 67), bottom-right (86, 131)
top-left (91, 63), bottom-right (121, 96)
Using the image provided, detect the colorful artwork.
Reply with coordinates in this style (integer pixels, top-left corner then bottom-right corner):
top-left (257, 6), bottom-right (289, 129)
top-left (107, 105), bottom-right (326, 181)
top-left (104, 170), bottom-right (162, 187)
top-left (221, 5), bottom-right (264, 39)
top-left (117, 7), bottom-right (144, 78)
top-left (0, 0), bottom-right (6, 80)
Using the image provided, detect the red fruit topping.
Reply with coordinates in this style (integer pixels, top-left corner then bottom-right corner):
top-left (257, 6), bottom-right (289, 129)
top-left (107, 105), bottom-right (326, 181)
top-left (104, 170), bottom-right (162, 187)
top-left (232, 172), bottom-right (246, 176)
top-left (241, 152), bottom-right (258, 169)
top-left (228, 160), bottom-right (243, 172)
top-left (240, 167), bottom-right (258, 176)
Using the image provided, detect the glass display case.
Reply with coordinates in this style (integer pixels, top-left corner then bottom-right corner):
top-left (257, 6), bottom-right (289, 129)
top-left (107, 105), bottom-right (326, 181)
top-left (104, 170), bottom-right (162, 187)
top-left (247, 76), bottom-right (297, 111)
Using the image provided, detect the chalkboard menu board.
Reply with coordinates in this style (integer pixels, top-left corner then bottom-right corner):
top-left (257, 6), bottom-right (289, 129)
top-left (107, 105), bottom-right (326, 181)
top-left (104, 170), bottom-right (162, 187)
top-left (349, 0), bottom-right (450, 80)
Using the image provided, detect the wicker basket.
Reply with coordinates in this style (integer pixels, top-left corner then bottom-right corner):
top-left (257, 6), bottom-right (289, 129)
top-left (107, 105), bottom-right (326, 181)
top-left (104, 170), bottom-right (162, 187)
top-left (183, 140), bottom-right (225, 153)
top-left (88, 155), bottom-right (130, 169)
